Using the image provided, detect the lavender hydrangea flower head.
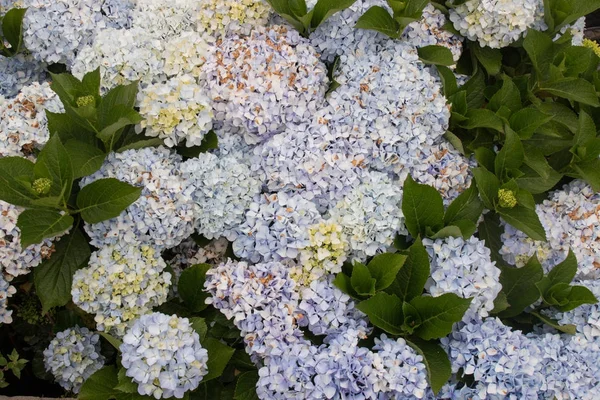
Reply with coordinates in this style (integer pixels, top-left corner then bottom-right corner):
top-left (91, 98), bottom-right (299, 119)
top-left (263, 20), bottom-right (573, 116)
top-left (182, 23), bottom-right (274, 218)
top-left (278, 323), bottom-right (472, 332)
top-left (203, 25), bottom-right (329, 144)
top-left (137, 74), bottom-right (213, 147)
top-left (233, 191), bottom-right (322, 263)
top-left (181, 152), bottom-right (262, 240)
top-left (120, 313), bottom-right (209, 399)
top-left (499, 180), bottom-right (600, 279)
top-left (0, 82), bottom-right (63, 159)
top-left (424, 236), bottom-right (502, 318)
top-left (100, 0), bottom-right (135, 29)
top-left (0, 273), bottom-right (16, 324)
top-left (197, 0), bottom-right (271, 37)
top-left (449, 0), bottom-right (541, 48)
top-left (43, 327), bottom-right (105, 393)
top-left (23, 0), bottom-right (106, 65)
top-left (71, 244), bottom-right (171, 336)
top-left (328, 170), bottom-right (406, 261)
top-left (80, 146), bottom-right (198, 250)
top-left (0, 53), bottom-right (47, 98)
top-left (130, 0), bottom-right (200, 39)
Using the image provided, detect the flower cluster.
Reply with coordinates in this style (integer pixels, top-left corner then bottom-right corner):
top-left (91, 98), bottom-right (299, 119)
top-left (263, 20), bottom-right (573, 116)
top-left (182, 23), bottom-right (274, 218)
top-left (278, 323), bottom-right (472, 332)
top-left (71, 244), bottom-right (171, 336)
top-left (424, 236), bottom-right (502, 318)
top-left (120, 313), bottom-right (208, 399)
top-left (130, 0), bottom-right (199, 39)
top-left (449, 0), bottom-right (541, 48)
top-left (43, 327), bottom-right (105, 393)
top-left (181, 152), bottom-right (262, 240)
top-left (197, 0), bottom-right (271, 37)
top-left (0, 53), bottom-right (47, 98)
top-left (0, 274), bottom-right (16, 324)
top-left (137, 74), bottom-right (213, 147)
top-left (500, 180), bottom-right (600, 279)
top-left (162, 32), bottom-right (211, 78)
top-left (80, 146), bottom-right (198, 250)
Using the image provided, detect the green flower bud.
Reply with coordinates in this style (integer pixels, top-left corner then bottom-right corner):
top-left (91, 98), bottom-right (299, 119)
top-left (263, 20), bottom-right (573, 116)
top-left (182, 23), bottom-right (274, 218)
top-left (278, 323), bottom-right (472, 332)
top-left (76, 95), bottom-right (95, 108)
top-left (32, 178), bottom-right (52, 195)
top-left (498, 188), bottom-right (517, 208)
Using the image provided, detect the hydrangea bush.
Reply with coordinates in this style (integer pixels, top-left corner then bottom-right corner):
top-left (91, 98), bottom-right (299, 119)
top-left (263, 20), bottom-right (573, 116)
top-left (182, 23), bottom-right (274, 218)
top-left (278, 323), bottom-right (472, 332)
top-left (1, 0), bottom-right (600, 398)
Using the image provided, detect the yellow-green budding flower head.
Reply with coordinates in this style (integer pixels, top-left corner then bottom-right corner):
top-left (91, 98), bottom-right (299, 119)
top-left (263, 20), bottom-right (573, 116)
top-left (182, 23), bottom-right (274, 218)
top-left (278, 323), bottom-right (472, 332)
top-left (76, 95), bottom-right (95, 108)
top-left (32, 178), bottom-right (52, 195)
top-left (498, 188), bottom-right (517, 208)
top-left (583, 38), bottom-right (600, 58)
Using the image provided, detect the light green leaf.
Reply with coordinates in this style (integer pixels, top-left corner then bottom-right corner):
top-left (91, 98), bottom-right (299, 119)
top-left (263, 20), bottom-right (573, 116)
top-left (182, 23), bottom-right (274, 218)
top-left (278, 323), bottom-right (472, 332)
top-left (523, 28), bottom-right (554, 79)
top-left (77, 178), bottom-right (142, 224)
top-left (98, 332), bottom-right (122, 350)
top-left (461, 109), bottom-right (504, 132)
top-left (509, 108), bottom-right (553, 139)
top-left (115, 367), bottom-right (137, 394)
top-left (488, 75), bottom-right (521, 112)
top-left (530, 311), bottom-right (576, 334)
top-left (548, 249), bottom-right (577, 285)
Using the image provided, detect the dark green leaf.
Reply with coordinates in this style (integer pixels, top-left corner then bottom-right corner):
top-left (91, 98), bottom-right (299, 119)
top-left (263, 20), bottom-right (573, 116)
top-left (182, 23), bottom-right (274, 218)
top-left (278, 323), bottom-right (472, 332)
top-left (488, 75), bottom-right (521, 112)
top-left (523, 28), bottom-right (554, 79)
top-left (79, 366), bottom-right (118, 400)
top-left (81, 68), bottom-right (101, 97)
top-left (495, 127), bottom-right (524, 178)
top-left (64, 140), bottom-right (106, 179)
top-left (490, 291), bottom-right (510, 314)
top-left (571, 158), bottom-right (600, 192)
top-left (351, 262), bottom-right (376, 296)
top-left (367, 253), bottom-right (407, 291)
top-left (417, 45), bottom-right (455, 66)
top-left (0, 156), bottom-right (35, 206)
top-left (444, 185), bottom-right (484, 225)
top-left (178, 264), bottom-right (212, 312)
top-left (49, 72), bottom-right (83, 105)
top-left (332, 273), bottom-right (358, 298)
top-left (461, 109), bottom-right (504, 131)
top-left (115, 367), bottom-right (137, 393)
top-left (471, 44), bottom-right (502, 76)
top-left (436, 66), bottom-right (458, 97)
top-left (476, 213), bottom-right (506, 266)
top-left (409, 293), bottom-right (472, 340)
top-left (354, 6), bottom-right (400, 38)
top-left (2, 7), bottom-right (27, 55)
top-left (401, 301), bottom-right (422, 334)
top-left (190, 317), bottom-right (208, 342)
top-left (547, 249), bottom-right (577, 285)
top-left (311, 0), bottom-right (357, 28)
top-left (234, 371), bottom-right (259, 400)
top-left (98, 332), bottom-right (122, 350)
top-left (461, 69), bottom-right (486, 109)
top-left (96, 106), bottom-right (143, 150)
top-left (430, 225), bottom-right (463, 239)
top-left (34, 229), bottom-right (90, 313)
top-left (498, 205), bottom-right (547, 241)
top-left (34, 134), bottom-right (73, 200)
top-left (77, 178), bottom-right (141, 223)
top-left (117, 138), bottom-right (164, 153)
top-left (406, 338), bottom-right (451, 395)
top-left (472, 167), bottom-right (500, 210)
top-left (498, 255), bottom-right (544, 318)
top-left (17, 209), bottom-right (73, 247)
top-left (356, 292), bottom-right (404, 335)
top-left (509, 108), bottom-right (553, 139)
top-left (401, 175), bottom-right (445, 237)
top-left (387, 238), bottom-right (430, 302)
top-left (176, 131), bottom-right (219, 158)
top-left (203, 337), bottom-right (235, 382)
top-left (554, 285), bottom-right (598, 312)
top-left (540, 78), bottom-right (600, 107)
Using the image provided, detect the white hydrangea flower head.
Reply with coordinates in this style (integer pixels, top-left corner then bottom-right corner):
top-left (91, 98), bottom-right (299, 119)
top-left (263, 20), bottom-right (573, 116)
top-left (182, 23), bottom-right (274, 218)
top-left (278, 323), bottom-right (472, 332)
top-left (329, 170), bottom-right (405, 261)
top-left (0, 53), bottom-right (47, 98)
top-left (499, 180), bottom-right (600, 279)
top-left (22, 0), bottom-right (106, 65)
top-left (80, 146), bottom-right (198, 250)
top-left (449, 0), bottom-right (540, 48)
top-left (203, 25), bottom-right (329, 144)
top-left (101, 0), bottom-right (135, 29)
top-left (197, 0), bottom-right (270, 37)
top-left (0, 273), bottom-right (16, 324)
top-left (162, 31), bottom-right (212, 78)
top-left (137, 75), bottom-right (213, 148)
top-left (181, 152), bottom-right (262, 241)
top-left (423, 236), bottom-right (501, 319)
top-left (324, 39), bottom-right (450, 173)
top-left (402, 4), bottom-right (463, 62)
top-left (396, 141), bottom-right (475, 204)
top-left (130, 0), bottom-right (200, 39)
top-left (233, 191), bottom-right (322, 263)
top-left (0, 200), bottom-right (60, 278)
top-left (441, 315), bottom-right (544, 399)
top-left (120, 313), bottom-right (209, 399)
top-left (371, 334), bottom-right (428, 399)
top-left (71, 27), bottom-right (165, 93)
top-left (43, 327), bottom-right (105, 393)
top-left (293, 221), bottom-right (349, 286)
top-left (72, 244), bottom-right (171, 336)
top-left (0, 82), bottom-right (63, 159)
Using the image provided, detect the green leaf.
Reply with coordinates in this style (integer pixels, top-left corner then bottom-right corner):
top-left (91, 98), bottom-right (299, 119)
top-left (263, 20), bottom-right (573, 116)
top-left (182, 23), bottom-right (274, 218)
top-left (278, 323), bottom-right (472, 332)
top-left (98, 332), bottom-right (122, 350)
top-left (34, 229), bottom-right (90, 313)
top-left (354, 6), bottom-right (400, 38)
top-left (547, 249), bottom-right (577, 285)
top-left (435, 66), bottom-right (458, 97)
top-left (351, 262), bottom-right (376, 296)
top-left (401, 175), bottom-right (445, 237)
top-left (356, 292), bottom-right (404, 335)
top-left (387, 238), bottom-right (430, 302)
top-left (1, 8), bottom-right (27, 55)
top-left (406, 339), bottom-right (451, 395)
top-left (117, 138), bottom-right (164, 153)
top-left (401, 301), bottom-right (422, 334)
top-left (178, 264), bottom-right (212, 312)
top-left (488, 76), bottom-right (521, 112)
top-left (540, 78), bottom-right (600, 107)
top-left (461, 69), bottom-right (486, 109)
top-left (234, 371), bottom-right (259, 400)
top-left (495, 127), bottom-right (524, 178)
top-left (498, 205), bottom-right (547, 241)
top-left (571, 158), bottom-right (600, 192)
top-left (176, 130), bottom-right (220, 158)
top-left (81, 68), bottom-right (101, 97)
top-left (471, 44), bottom-right (502, 76)
top-left (96, 106), bottom-right (143, 150)
top-left (34, 134), bottom-right (73, 200)
top-left (552, 0), bottom-right (600, 31)
top-left (417, 45), bottom-right (454, 66)
top-left (461, 109), bottom-right (504, 132)
top-left (115, 368), bottom-right (137, 394)
top-left (203, 337), bottom-right (235, 382)
top-left (554, 285), bottom-right (598, 312)
top-left (190, 317), bottom-right (208, 342)
top-left (366, 253), bottom-right (407, 291)
top-left (79, 366), bottom-right (118, 400)
top-left (99, 81), bottom-right (139, 117)
top-left (430, 225), bottom-right (463, 239)
top-left (523, 28), bottom-right (554, 79)
top-left (311, 0), bottom-right (357, 28)
top-left (490, 291), bottom-right (510, 314)
top-left (46, 110), bottom-right (96, 145)
top-left (472, 167), bottom-right (500, 210)
top-left (409, 293), bottom-right (472, 340)
top-left (572, 110), bottom-right (598, 160)
top-left (509, 108), bottom-right (553, 139)
top-left (444, 184), bottom-right (484, 225)
top-left (64, 140), bottom-right (106, 179)
top-left (266, 0), bottom-right (307, 33)
top-left (477, 213), bottom-right (507, 266)
top-left (77, 178), bottom-right (142, 224)
top-left (332, 273), bottom-right (358, 298)
top-left (0, 156), bottom-right (35, 207)
top-left (498, 255), bottom-right (544, 318)
top-left (530, 311), bottom-right (576, 334)
top-left (49, 72), bottom-right (83, 105)
top-left (17, 209), bottom-right (73, 247)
